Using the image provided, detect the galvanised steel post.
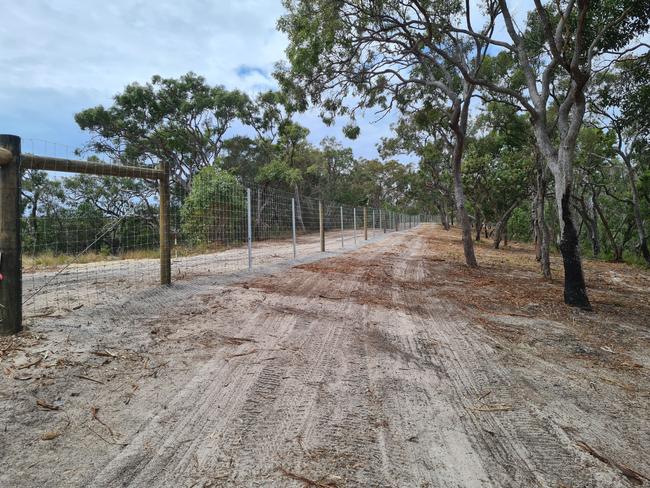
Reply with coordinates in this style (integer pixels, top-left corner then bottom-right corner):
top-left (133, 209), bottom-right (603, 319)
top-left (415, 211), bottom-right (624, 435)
top-left (247, 188), bottom-right (253, 272)
top-left (353, 208), bottom-right (357, 245)
top-left (291, 197), bottom-right (297, 259)
top-left (340, 206), bottom-right (344, 248)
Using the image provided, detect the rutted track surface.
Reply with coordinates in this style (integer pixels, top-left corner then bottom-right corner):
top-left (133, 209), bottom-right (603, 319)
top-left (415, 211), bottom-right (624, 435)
top-left (87, 227), bottom-right (647, 487)
top-left (3, 226), bottom-right (648, 487)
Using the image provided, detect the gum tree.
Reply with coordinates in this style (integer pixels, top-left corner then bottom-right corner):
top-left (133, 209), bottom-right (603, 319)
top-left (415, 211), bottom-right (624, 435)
top-left (276, 0), bottom-right (503, 268)
top-left (458, 1), bottom-right (650, 307)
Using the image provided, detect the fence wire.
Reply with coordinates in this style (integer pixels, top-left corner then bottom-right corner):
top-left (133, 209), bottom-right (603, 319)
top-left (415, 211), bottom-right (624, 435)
top-left (19, 170), bottom-right (437, 325)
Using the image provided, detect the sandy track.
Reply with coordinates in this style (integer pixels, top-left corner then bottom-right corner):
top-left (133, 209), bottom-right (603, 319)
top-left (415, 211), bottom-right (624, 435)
top-left (2, 225), bottom-right (648, 487)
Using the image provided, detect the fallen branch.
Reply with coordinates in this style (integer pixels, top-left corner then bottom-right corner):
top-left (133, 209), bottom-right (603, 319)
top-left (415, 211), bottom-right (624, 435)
top-left (37, 399), bottom-right (60, 411)
top-left (470, 403), bottom-right (513, 412)
top-left (277, 466), bottom-right (337, 487)
top-left (17, 356), bottom-right (43, 370)
top-left (226, 349), bottom-right (258, 359)
top-left (75, 374), bottom-right (105, 384)
top-left (576, 441), bottom-right (648, 485)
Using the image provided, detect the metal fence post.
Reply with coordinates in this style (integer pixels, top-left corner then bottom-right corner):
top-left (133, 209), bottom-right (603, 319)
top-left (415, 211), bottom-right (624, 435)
top-left (363, 207), bottom-right (368, 240)
top-left (353, 208), bottom-right (357, 245)
top-left (372, 209), bottom-right (376, 238)
top-left (319, 200), bottom-right (325, 252)
top-left (0, 135), bottom-right (22, 335)
top-left (159, 160), bottom-right (171, 285)
top-left (340, 206), bottom-right (344, 248)
top-left (247, 188), bottom-right (253, 271)
top-left (291, 197), bottom-right (297, 259)
top-left (380, 209), bottom-right (384, 233)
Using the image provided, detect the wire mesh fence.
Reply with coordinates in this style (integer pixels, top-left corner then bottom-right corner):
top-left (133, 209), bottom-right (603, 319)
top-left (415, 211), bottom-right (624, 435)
top-left (16, 163), bottom-right (437, 327)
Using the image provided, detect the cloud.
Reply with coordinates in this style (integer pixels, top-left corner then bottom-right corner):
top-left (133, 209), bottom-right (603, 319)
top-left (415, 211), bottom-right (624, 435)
top-left (0, 0), bottom-right (392, 160)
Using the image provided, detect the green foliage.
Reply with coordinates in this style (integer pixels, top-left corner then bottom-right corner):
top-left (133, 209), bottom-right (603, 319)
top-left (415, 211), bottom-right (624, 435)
top-left (180, 167), bottom-right (245, 245)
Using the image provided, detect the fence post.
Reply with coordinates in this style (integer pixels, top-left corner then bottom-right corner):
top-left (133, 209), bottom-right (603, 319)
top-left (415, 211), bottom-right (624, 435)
top-left (159, 160), bottom-right (171, 285)
top-left (372, 209), bottom-right (376, 238)
top-left (363, 207), bottom-right (368, 240)
top-left (319, 200), bottom-right (325, 252)
top-left (340, 206), bottom-right (344, 248)
top-left (247, 188), bottom-right (253, 271)
top-left (0, 135), bottom-right (22, 335)
top-left (291, 197), bottom-right (297, 259)
top-left (380, 209), bottom-right (384, 233)
top-left (353, 208), bottom-right (357, 245)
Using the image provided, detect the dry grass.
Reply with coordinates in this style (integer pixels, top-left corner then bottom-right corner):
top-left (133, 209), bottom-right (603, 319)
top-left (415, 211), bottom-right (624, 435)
top-left (22, 249), bottom-right (160, 269)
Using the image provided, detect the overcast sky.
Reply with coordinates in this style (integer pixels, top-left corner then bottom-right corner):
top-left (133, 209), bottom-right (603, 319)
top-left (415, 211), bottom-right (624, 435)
top-left (0, 0), bottom-right (399, 161)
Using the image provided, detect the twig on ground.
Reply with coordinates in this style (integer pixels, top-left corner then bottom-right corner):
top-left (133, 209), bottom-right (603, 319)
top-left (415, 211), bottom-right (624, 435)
top-left (75, 374), bottom-right (105, 384)
top-left (86, 424), bottom-right (128, 447)
top-left (277, 466), bottom-right (337, 487)
top-left (226, 349), bottom-right (258, 359)
top-left (37, 399), bottom-right (60, 411)
top-left (91, 406), bottom-right (115, 438)
top-left (17, 356), bottom-right (43, 369)
top-left (470, 403), bottom-right (513, 412)
top-left (576, 441), bottom-right (649, 485)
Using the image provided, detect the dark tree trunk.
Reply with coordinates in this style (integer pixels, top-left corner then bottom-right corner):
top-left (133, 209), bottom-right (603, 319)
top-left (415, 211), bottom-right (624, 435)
top-left (536, 167), bottom-right (551, 279)
top-left (475, 209), bottom-right (482, 241)
top-left (559, 189), bottom-right (591, 309)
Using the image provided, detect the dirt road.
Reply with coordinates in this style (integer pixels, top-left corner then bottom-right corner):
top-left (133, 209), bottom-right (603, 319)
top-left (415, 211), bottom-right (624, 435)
top-left (1, 225), bottom-right (648, 487)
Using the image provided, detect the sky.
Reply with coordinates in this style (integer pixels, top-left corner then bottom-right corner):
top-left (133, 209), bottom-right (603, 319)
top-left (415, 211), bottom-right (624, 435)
top-left (0, 0), bottom-right (399, 161)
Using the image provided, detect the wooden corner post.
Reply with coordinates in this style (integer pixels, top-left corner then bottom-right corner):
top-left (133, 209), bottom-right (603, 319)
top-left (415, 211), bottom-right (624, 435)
top-left (0, 135), bottom-right (22, 335)
top-left (319, 200), bottom-right (325, 252)
top-left (159, 160), bottom-right (171, 285)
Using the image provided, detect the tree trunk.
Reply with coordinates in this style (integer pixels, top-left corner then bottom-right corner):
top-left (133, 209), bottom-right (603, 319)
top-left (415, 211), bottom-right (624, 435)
top-left (557, 185), bottom-right (591, 309)
top-left (450, 91), bottom-right (477, 268)
top-left (436, 201), bottom-right (450, 230)
top-left (589, 190), bottom-right (600, 257)
top-left (593, 195), bottom-right (623, 262)
top-left (536, 165), bottom-right (552, 279)
top-left (452, 152), bottom-right (477, 267)
top-left (30, 199), bottom-right (39, 251)
top-left (493, 200), bottom-right (519, 249)
top-left (475, 208), bottom-right (482, 241)
top-left (622, 157), bottom-right (650, 265)
top-left (532, 196), bottom-right (541, 261)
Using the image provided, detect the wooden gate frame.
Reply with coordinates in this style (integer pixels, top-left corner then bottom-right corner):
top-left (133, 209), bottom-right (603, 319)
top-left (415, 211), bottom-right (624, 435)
top-left (0, 134), bottom-right (171, 335)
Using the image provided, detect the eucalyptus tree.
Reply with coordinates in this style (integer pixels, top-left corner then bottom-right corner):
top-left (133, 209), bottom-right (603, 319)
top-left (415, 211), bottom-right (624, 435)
top-left (75, 72), bottom-right (251, 194)
top-left (379, 107), bottom-right (455, 230)
top-left (277, 0), bottom-right (504, 267)
top-left (451, 1), bottom-right (650, 307)
top-left (20, 170), bottom-right (65, 250)
top-left (591, 53), bottom-right (650, 264)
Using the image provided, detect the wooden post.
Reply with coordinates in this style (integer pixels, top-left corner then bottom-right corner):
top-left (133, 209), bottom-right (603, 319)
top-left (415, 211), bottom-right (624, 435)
top-left (159, 160), bottom-right (171, 285)
top-left (363, 207), bottom-right (368, 240)
top-left (319, 200), bottom-right (325, 252)
top-left (0, 135), bottom-right (22, 335)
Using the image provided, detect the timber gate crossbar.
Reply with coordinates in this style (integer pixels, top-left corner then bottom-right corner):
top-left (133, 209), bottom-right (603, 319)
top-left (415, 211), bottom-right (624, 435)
top-left (0, 134), bottom-right (171, 335)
